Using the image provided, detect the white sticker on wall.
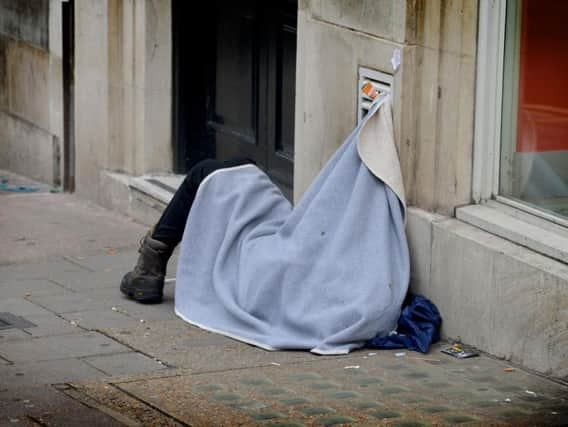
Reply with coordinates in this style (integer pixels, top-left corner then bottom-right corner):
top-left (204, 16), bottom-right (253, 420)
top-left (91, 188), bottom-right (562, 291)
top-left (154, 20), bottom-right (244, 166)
top-left (391, 48), bottom-right (401, 72)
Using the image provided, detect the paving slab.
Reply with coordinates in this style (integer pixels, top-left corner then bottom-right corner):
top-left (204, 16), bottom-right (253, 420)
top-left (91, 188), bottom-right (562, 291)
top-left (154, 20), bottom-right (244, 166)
top-left (67, 246), bottom-right (179, 276)
top-left (0, 298), bottom-right (54, 318)
top-left (0, 358), bottom-right (105, 389)
top-left (102, 319), bottom-right (326, 370)
top-left (26, 292), bottom-right (110, 314)
top-left (0, 328), bottom-right (31, 343)
top-left (81, 347), bottom-right (568, 426)
top-left (61, 309), bottom-right (141, 331)
top-left (114, 301), bottom-right (178, 322)
top-left (63, 383), bottom-right (183, 426)
top-left (64, 247), bottom-right (141, 273)
top-left (0, 385), bottom-right (76, 424)
top-left (82, 351), bottom-right (168, 376)
top-left (0, 384), bottom-right (124, 427)
top-left (0, 193), bottom-right (146, 264)
top-left (39, 269), bottom-right (122, 292)
top-left (66, 247), bottom-right (179, 285)
top-left (21, 312), bottom-right (81, 338)
top-left (86, 281), bottom-right (176, 306)
top-left (0, 332), bottom-right (131, 363)
top-left (77, 287), bottom-right (177, 321)
top-left (0, 259), bottom-right (87, 284)
top-left (2, 191), bottom-right (568, 426)
top-left (0, 279), bottom-right (67, 299)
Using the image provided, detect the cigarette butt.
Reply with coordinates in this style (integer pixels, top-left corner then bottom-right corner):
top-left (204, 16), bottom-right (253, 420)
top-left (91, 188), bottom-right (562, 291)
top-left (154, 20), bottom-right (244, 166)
top-left (504, 367), bottom-right (515, 372)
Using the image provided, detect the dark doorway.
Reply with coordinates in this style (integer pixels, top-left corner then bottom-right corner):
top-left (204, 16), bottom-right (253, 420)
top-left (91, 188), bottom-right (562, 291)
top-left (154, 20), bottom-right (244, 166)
top-left (172, 0), bottom-right (297, 199)
top-left (62, 0), bottom-right (75, 192)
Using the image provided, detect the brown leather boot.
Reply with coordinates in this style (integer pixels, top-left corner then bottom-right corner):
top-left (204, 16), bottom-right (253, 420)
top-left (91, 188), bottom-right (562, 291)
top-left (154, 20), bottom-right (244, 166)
top-left (120, 231), bottom-right (173, 303)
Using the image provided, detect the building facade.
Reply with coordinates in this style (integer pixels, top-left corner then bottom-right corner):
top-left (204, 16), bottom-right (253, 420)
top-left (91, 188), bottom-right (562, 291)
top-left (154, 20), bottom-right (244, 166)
top-left (0, 0), bottom-right (566, 380)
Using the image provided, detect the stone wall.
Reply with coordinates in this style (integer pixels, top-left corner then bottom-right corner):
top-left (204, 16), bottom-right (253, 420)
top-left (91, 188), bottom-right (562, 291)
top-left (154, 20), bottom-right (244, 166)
top-left (0, 0), bottom-right (60, 184)
top-left (0, 0), bottom-right (49, 49)
top-left (74, 0), bottom-right (172, 202)
top-left (407, 207), bottom-right (568, 380)
top-left (294, 0), bottom-right (478, 215)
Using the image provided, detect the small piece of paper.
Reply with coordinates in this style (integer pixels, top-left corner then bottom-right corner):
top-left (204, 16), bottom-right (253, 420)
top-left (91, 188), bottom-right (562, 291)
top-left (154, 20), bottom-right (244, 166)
top-left (391, 48), bottom-right (401, 72)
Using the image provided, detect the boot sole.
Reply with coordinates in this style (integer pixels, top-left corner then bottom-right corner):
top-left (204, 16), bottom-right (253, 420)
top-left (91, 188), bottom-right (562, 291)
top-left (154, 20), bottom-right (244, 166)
top-left (120, 280), bottom-right (163, 304)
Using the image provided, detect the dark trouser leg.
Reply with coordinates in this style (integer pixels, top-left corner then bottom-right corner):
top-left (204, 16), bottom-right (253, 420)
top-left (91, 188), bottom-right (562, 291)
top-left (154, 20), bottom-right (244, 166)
top-left (121, 157), bottom-right (254, 303)
top-left (151, 157), bottom-right (254, 248)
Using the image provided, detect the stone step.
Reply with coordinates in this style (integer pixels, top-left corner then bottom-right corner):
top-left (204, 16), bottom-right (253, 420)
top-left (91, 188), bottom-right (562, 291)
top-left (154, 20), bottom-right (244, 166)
top-left (101, 171), bottom-right (185, 226)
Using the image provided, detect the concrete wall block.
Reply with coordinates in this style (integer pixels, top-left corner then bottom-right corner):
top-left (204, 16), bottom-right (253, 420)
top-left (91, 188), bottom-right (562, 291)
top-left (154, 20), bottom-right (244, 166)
top-left (98, 171), bottom-right (133, 221)
top-left (7, 40), bottom-right (50, 130)
top-left (144, 0), bottom-right (171, 93)
top-left (413, 0), bottom-right (477, 56)
top-left (411, 46), bottom-right (440, 210)
top-left (430, 218), bottom-right (568, 379)
top-left (294, 11), bottom-right (401, 200)
top-left (107, 0), bottom-right (127, 172)
top-left (439, 0), bottom-right (477, 56)
top-left (395, 45), bottom-right (418, 205)
top-left (73, 0), bottom-right (172, 199)
top-left (431, 220), bottom-right (499, 351)
top-left (0, 0), bottom-right (49, 50)
top-left (0, 9), bottom-right (61, 183)
top-left (48, 55), bottom-right (62, 139)
top-left (142, 0), bottom-right (172, 173)
top-left (490, 254), bottom-right (568, 378)
top-left (406, 207), bottom-right (445, 293)
top-left (402, 1), bottom-right (477, 214)
top-left (409, 45), bottom-right (475, 214)
top-left (433, 50), bottom-right (475, 213)
top-left (309, 0), bottom-right (407, 43)
top-left (0, 111), bottom-right (53, 183)
top-left (74, 0), bottom-right (110, 198)
top-left (48, 0), bottom-right (62, 58)
top-left (0, 36), bottom-right (8, 108)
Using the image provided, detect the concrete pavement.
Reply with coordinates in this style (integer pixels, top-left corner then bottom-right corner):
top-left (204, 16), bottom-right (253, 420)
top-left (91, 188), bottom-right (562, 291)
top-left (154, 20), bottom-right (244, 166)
top-left (1, 188), bottom-right (567, 426)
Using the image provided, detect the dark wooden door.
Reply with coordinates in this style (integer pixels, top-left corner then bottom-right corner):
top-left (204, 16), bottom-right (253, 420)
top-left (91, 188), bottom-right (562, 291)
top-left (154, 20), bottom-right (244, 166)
top-left (173, 0), bottom-right (297, 199)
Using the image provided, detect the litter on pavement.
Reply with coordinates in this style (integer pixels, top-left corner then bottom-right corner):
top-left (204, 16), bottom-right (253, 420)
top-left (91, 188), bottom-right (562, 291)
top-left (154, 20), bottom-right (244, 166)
top-left (441, 343), bottom-right (479, 359)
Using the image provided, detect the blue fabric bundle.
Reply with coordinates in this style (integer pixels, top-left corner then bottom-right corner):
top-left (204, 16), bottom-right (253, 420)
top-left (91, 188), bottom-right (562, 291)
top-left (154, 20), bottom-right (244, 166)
top-left (366, 294), bottom-right (442, 353)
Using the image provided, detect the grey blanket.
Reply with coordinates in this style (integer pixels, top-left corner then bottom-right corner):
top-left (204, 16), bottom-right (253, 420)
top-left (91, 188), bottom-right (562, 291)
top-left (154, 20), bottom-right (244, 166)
top-left (175, 94), bottom-right (409, 354)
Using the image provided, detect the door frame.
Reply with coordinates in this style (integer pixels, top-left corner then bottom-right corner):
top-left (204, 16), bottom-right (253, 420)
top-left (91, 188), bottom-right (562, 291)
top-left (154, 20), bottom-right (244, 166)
top-left (62, 0), bottom-right (75, 192)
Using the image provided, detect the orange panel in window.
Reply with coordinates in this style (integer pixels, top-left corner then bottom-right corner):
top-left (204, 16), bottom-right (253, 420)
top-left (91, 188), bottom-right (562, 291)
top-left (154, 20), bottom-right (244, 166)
top-left (516, 0), bottom-right (568, 152)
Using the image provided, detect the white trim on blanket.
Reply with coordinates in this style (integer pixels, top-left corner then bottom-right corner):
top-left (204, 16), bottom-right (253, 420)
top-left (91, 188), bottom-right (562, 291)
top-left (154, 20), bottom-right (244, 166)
top-left (310, 347), bottom-right (353, 356)
top-left (195, 164), bottom-right (258, 200)
top-left (174, 308), bottom-right (355, 355)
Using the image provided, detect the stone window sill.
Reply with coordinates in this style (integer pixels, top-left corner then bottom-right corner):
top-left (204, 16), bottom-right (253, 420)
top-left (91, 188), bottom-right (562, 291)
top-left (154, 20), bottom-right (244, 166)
top-left (456, 201), bottom-right (568, 265)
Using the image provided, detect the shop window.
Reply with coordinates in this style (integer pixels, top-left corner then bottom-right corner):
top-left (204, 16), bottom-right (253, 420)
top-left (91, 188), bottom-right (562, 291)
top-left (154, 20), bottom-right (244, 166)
top-left (500, 0), bottom-right (568, 219)
top-left (463, 0), bottom-right (568, 264)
